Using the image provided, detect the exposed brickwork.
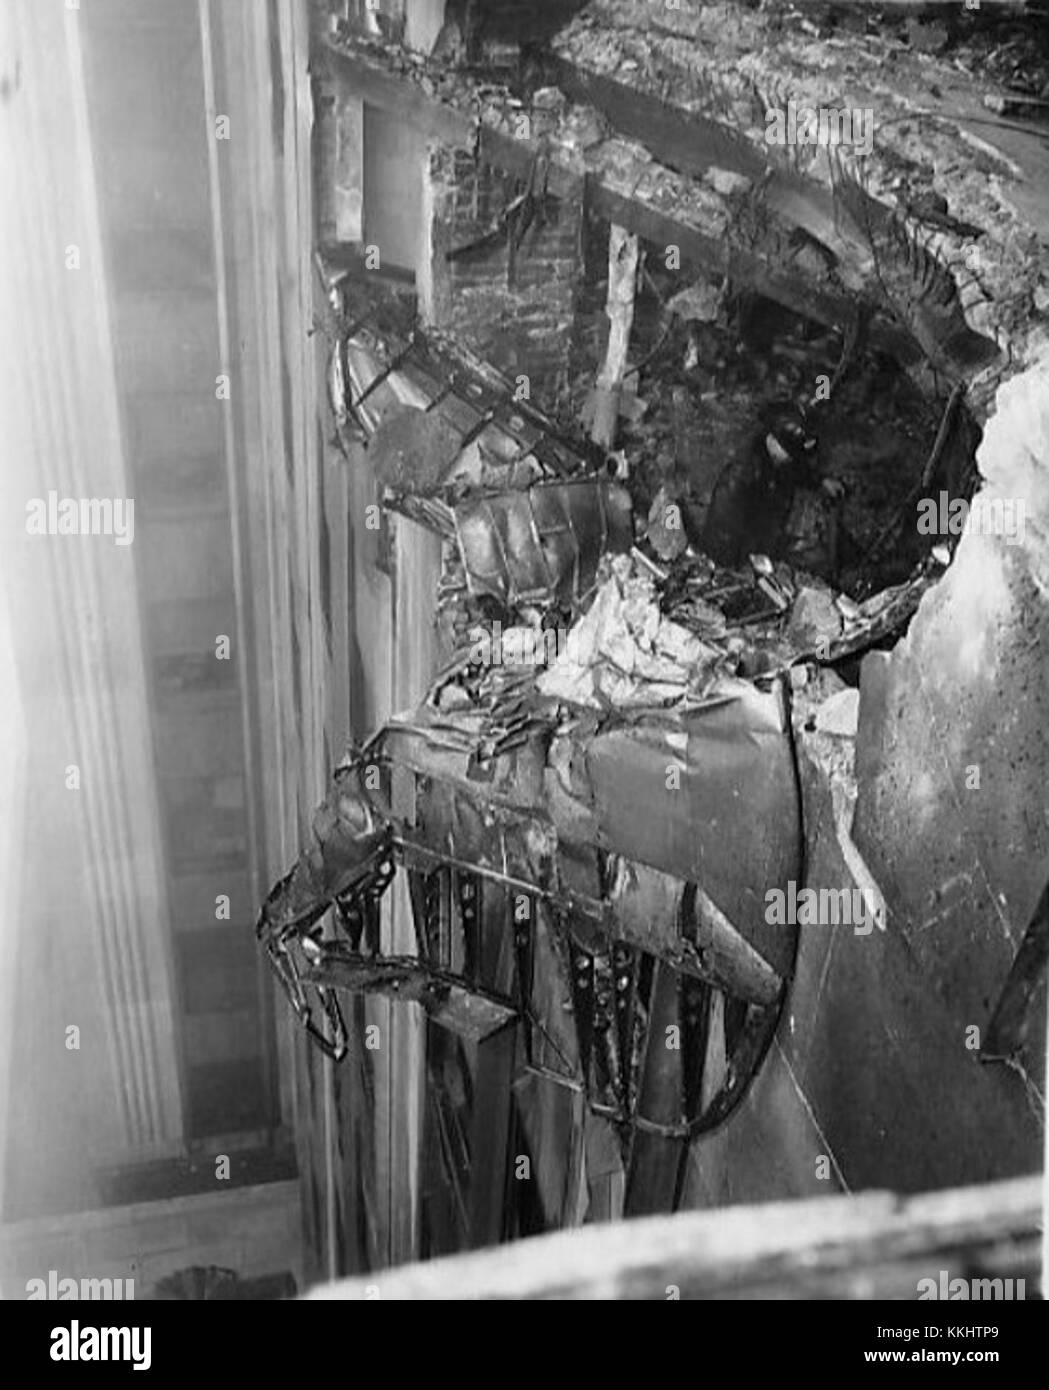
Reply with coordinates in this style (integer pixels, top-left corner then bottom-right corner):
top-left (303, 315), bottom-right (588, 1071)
top-left (432, 145), bottom-right (582, 416)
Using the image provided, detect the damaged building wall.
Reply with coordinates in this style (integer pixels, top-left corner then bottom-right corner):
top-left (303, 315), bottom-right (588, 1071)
top-left (683, 358), bottom-right (1048, 1209)
top-left (293, 0), bottom-right (1049, 1251)
top-left (849, 359), bottom-right (1048, 1178)
top-left (316, 51), bottom-right (584, 409)
top-left (434, 144), bottom-right (584, 411)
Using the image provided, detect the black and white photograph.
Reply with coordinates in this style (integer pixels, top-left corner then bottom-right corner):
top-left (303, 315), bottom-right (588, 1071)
top-left (0, 0), bottom-right (1046, 1346)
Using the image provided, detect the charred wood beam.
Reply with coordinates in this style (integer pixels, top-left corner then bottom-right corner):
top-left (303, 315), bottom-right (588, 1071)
top-left (549, 55), bottom-right (766, 185)
top-left (548, 55), bottom-right (886, 267)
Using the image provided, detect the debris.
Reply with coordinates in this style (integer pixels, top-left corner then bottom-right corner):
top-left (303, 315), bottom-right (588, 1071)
top-left (788, 586), bottom-right (844, 649)
top-left (983, 92), bottom-right (1049, 123)
top-left (532, 85), bottom-right (567, 111)
top-left (630, 544), bottom-right (666, 582)
top-left (297, 0), bottom-right (1049, 1242)
top-left (647, 485), bottom-right (689, 561)
top-left (830, 155), bottom-right (1000, 379)
top-left (259, 652), bottom-right (801, 1137)
top-left (756, 575), bottom-right (791, 614)
top-left (590, 223), bottom-right (640, 450)
top-left (814, 687), bottom-right (860, 738)
top-left (536, 555), bottom-right (728, 709)
top-left (580, 384), bottom-right (647, 429)
top-left (705, 167), bottom-right (751, 198)
top-left (609, 448), bottom-right (630, 481)
top-left (665, 278), bottom-right (723, 324)
top-left (302, 949), bottom-right (517, 1041)
top-left (907, 18), bottom-right (948, 55)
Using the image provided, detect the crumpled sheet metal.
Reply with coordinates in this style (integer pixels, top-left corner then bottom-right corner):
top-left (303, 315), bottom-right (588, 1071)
top-left (384, 675), bottom-right (801, 987)
top-left (258, 760), bottom-right (390, 936)
top-left (453, 478), bottom-right (633, 608)
top-left (325, 265), bottom-right (636, 612)
top-left (324, 259), bottom-right (608, 489)
top-left (401, 773), bottom-right (557, 894)
top-left (537, 551), bottom-right (731, 707)
top-left (383, 730), bottom-right (787, 1007)
top-left (257, 688), bottom-right (797, 1144)
top-left (545, 679), bottom-right (801, 983)
top-left (383, 710), bottom-right (550, 813)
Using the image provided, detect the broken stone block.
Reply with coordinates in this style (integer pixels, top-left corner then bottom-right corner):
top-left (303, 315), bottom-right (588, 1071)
top-left (787, 586), bottom-right (843, 649)
top-left (814, 687), bottom-right (859, 738)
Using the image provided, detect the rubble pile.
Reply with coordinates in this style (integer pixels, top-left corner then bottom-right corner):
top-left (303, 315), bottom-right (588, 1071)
top-left (320, 253), bottom-right (969, 739)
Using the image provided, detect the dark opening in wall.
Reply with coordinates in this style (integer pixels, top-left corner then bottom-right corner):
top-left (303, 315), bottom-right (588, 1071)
top-left (573, 216), bottom-right (982, 609)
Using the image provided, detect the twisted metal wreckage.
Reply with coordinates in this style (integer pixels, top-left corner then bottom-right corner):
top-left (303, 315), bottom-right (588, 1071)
top-left (253, 249), bottom-right (983, 1195)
